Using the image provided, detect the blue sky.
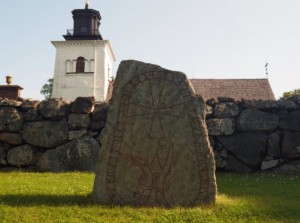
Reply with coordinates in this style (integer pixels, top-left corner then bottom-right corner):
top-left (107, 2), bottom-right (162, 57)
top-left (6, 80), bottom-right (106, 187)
top-left (0, 0), bottom-right (300, 99)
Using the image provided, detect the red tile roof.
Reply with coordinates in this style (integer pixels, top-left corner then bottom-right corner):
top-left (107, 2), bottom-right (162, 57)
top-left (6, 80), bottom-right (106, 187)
top-left (189, 79), bottom-right (275, 101)
top-left (106, 78), bottom-right (275, 102)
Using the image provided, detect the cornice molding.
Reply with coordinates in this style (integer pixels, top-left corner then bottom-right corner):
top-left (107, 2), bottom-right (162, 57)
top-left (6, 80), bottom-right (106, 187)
top-left (51, 40), bottom-right (110, 47)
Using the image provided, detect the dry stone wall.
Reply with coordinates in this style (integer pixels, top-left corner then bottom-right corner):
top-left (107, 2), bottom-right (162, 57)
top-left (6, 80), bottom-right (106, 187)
top-left (0, 95), bottom-right (300, 174)
top-left (0, 97), bottom-right (108, 172)
top-left (207, 96), bottom-right (300, 173)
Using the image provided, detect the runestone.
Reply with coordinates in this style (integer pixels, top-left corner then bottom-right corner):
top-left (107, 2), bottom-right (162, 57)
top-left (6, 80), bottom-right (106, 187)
top-left (92, 60), bottom-right (216, 207)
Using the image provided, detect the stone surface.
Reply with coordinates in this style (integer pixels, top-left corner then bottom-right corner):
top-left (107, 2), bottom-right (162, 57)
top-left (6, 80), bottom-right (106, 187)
top-left (226, 155), bottom-right (253, 172)
top-left (277, 100), bottom-right (298, 110)
top-left (272, 160), bottom-right (300, 174)
top-left (38, 98), bottom-right (70, 120)
top-left (92, 60), bottom-right (216, 207)
top-left (218, 132), bottom-right (267, 169)
top-left (242, 100), bottom-right (278, 110)
top-left (206, 118), bottom-right (235, 136)
top-left (214, 102), bottom-right (239, 118)
top-left (0, 133), bottom-right (23, 145)
top-left (68, 130), bottom-right (88, 141)
top-left (0, 107), bottom-right (23, 132)
top-left (0, 98), bottom-right (22, 107)
top-left (237, 108), bottom-right (279, 132)
top-left (213, 149), bottom-right (227, 169)
top-left (71, 97), bottom-right (95, 114)
top-left (37, 135), bottom-right (100, 172)
top-left (261, 159), bottom-right (280, 170)
top-left (68, 114), bottom-right (91, 130)
top-left (25, 108), bottom-right (42, 122)
top-left (287, 95), bottom-right (300, 103)
top-left (20, 99), bottom-right (40, 111)
top-left (22, 121), bottom-right (68, 148)
top-left (7, 144), bottom-right (36, 166)
top-left (279, 110), bottom-right (300, 131)
top-left (0, 143), bottom-right (9, 166)
top-left (281, 131), bottom-right (300, 159)
top-left (267, 132), bottom-right (281, 158)
top-left (91, 102), bottom-right (109, 131)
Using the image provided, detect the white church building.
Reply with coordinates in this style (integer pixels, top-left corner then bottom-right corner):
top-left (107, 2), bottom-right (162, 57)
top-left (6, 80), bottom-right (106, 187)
top-left (51, 3), bottom-right (115, 102)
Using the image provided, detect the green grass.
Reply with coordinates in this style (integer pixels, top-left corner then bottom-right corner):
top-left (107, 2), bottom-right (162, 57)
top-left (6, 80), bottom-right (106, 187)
top-left (0, 172), bottom-right (299, 223)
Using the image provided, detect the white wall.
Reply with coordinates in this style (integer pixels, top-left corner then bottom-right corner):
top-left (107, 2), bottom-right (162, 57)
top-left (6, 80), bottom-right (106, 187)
top-left (52, 40), bottom-right (115, 102)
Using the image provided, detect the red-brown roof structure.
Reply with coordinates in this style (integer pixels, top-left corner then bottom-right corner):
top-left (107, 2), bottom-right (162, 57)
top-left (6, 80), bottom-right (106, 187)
top-left (189, 78), bottom-right (275, 101)
top-left (106, 78), bottom-right (275, 102)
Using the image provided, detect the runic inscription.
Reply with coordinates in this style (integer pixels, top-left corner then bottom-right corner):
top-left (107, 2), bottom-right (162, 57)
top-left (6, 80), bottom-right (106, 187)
top-left (92, 60), bottom-right (216, 207)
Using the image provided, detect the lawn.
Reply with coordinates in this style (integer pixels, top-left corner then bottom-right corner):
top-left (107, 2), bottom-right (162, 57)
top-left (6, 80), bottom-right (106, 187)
top-left (0, 172), bottom-right (299, 223)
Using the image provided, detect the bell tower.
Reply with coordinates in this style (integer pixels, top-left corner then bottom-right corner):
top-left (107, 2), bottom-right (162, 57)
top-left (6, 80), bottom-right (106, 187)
top-left (51, 2), bottom-right (115, 102)
top-left (64, 2), bottom-right (102, 40)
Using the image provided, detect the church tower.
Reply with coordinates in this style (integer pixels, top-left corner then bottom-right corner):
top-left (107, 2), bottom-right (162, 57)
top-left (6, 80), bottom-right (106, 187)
top-left (52, 2), bottom-right (115, 102)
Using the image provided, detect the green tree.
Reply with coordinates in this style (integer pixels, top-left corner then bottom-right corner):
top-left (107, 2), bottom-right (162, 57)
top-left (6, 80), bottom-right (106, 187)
top-left (280, 88), bottom-right (300, 100)
top-left (40, 78), bottom-right (53, 99)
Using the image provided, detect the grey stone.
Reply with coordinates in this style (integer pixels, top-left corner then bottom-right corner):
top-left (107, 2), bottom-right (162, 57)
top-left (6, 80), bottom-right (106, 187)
top-left (205, 104), bottom-right (213, 118)
top-left (0, 133), bottom-right (23, 145)
top-left (92, 60), bottom-right (216, 207)
top-left (0, 143), bottom-right (9, 166)
top-left (261, 160), bottom-right (280, 170)
top-left (22, 121), bottom-right (68, 148)
top-left (267, 132), bottom-right (281, 158)
top-left (281, 131), bottom-right (300, 159)
top-left (68, 130), bottom-right (88, 141)
top-left (71, 97), bottom-right (95, 114)
top-left (20, 99), bottom-right (40, 111)
top-left (277, 100), bottom-right (298, 110)
top-left (68, 114), bottom-right (91, 130)
top-left (7, 144), bottom-right (36, 166)
top-left (279, 110), bottom-right (300, 131)
top-left (38, 98), bottom-right (70, 120)
top-left (214, 149), bottom-right (227, 169)
top-left (25, 108), bottom-right (42, 122)
top-left (272, 160), bottom-right (300, 174)
top-left (37, 135), bottom-right (100, 172)
top-left (217, 97), bottom-right (235, 103)
top-left (0, 98), bottom-right (22, 107)
top-left (242, 100), bottom-right (278, 110)
top-left (0, 107), bottom-right (23, 132)
top-left (206, 118), bottom-right (235, 136)
top-left (218, 132), bottom-right (267, 169)
top-left (226, 155), bottom-right (252, 172)
top-left (237, 108), bottom-right (279, 132)
top-left (287, 95), bottom-right (300, 103)
top-left (214, 102), bottom-right (239, 118)
top-left (91, 102), bottom-right (109, 131)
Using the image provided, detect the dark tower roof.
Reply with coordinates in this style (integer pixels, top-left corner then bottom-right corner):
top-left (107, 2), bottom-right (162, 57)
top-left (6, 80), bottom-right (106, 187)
top-left (63, 4), bottom-right (103, 40)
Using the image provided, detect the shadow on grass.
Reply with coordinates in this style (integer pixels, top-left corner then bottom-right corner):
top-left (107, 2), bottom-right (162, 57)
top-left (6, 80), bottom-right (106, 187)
top-left (0, 194), bottom-right (91, 207)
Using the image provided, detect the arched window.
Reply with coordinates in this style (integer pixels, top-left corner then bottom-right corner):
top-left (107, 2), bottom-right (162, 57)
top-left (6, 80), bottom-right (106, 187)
top-left (76, 57), bottom-right (85, 73)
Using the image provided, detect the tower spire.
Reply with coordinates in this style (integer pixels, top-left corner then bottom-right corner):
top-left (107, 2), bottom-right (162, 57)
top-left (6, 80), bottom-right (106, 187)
top-left (85, 0), bottom-right (90, 9)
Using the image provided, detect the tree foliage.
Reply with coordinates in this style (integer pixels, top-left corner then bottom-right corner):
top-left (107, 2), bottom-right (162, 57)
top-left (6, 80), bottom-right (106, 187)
top-left (280, 88), bottom-right (300, 100)
top-left (40, 78), bottom-right (53, 99)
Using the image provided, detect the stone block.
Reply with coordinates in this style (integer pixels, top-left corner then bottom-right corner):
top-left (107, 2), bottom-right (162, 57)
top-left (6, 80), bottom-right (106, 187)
top-left (71, 97), bottom-right (95, 114)
top-left (37, 135), bottom-right (100, 172)
top-left (38, 98), bottom-right (70, 120)
top-left (68, 114), bottom-right (91, 130)
top-left (22, 121), bottom-right (68, 148)
top-left (282, 131), bottom-right (300, 159)
top-left (279, 110), bottom-right (300, 131)
top-left (206, 118), bottom-right (235, 136)
top-left (237, 108), bottom-right (279, 132)
top-left (0, 107), bottom-right (23, 132)
top-left (0, 133), bottom-right (23, 145)
top-left (214, 102), bottom-right (239, 118)
top-left (218, 132), bottom-right (267, 169)
top-left (7, 144), bottom-right (36, 166)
